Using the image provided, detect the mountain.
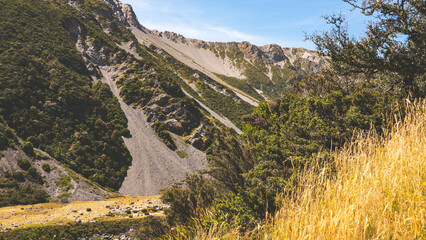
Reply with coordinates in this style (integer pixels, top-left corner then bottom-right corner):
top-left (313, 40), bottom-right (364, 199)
top-left (137, 30), bottom-right (326, 101)
top-left (0, 0), bottom-right (324, 202)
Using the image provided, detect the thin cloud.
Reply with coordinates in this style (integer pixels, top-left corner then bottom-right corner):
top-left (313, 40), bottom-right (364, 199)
top-left (142, 21), bottom-right (269, 45)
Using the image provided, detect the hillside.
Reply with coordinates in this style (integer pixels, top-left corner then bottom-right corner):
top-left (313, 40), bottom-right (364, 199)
top-left (169, 100), bottom-right (426, 240)
top-left (0, 0), bottom-right (324, 200)
top-left (133, 26), bottom-right (326, 101)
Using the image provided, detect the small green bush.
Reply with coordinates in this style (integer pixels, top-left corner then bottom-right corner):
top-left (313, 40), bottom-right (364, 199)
top-left (86, 208), bottom-right (92, 212)
top-left (153, 122), bottom-right (177, 151)
top-left (17, 158), bottom-right (31, 170)
top-left (41, 163), bottom-right (51, 173)
top-left (21, 142), bottom-right (35, 157)
top-left (176, 150), bottom-right (188, 158)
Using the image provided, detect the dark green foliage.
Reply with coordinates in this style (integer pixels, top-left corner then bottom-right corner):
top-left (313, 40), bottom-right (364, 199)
top-left (153, 122), bottom-right (177, 151)
top-left (0, 0), bottom-right (131, 190)
top-left (4, 172), bottom-right (25, 182)
top-left (308, 0), bottom-right (425, 97)
top-left (163, 76), bottom-right (398, 229)
top-left (0, 118), bottom-right (17, 150)
top-left (26, 167), bottom-right (44, 184)
top-left (41, 163), bottom-right (51, 173)
top-left (0, 216), bottom-right (169, 240)
top-left (120, 77), bottom-right (153, 107)
top-left (0, 182), bottom-right (49, 207)
top-left (216, 74), bottom-right (264, 101)
top-left (17, 158), bottom-right (31, 170)
top-left (20, 142), bottom-right (35, 157)
top-left (161, 174), bottom-right (216, 225)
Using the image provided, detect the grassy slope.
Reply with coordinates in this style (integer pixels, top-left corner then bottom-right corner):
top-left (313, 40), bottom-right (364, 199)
top-left (271, 100), bottom-right (426, 239)
top-left (182, 100), bottom-right (425, 239)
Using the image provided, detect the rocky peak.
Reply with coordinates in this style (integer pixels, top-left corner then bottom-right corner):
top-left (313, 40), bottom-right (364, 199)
top-left (260, 44), bottom-right (288, 62)
top-left (238, 41), bottom-right (263, 61)
top-left (100, 0), bottom-right (143, 30)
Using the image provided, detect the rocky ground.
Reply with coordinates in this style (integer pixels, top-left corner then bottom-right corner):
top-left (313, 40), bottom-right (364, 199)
top-left (100, 67), bottom-right (208, 196)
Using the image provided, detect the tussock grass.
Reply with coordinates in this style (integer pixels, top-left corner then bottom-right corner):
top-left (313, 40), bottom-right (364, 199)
top-left (272, 99), bottom-right (426, 239)
top-left (186, 100), bottom-right (425, 239)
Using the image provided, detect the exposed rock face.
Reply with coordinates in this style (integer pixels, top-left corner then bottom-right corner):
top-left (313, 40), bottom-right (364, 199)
top-left (100, 0), bottom-right (144, 31)
top-left (148, 29), bottom-right (325, 74)
top-left (0, 148), bottom-right (109, 202)
top-left (261, 44), bottom-right (288, 62)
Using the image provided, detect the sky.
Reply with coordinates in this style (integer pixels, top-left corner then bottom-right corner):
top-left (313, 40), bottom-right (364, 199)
top-left (122, 0), bottom-right (371, 50)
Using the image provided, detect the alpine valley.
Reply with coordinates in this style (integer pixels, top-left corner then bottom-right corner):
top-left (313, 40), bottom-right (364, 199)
top-left (1, 0), bottom-right (423, 239)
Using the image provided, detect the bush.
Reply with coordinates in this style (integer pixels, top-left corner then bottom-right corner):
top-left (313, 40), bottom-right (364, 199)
top-left (153, 122), bottom-right (177, 151)
top-left (21, 142), bottom-right (35, 157)
top-left (17, 158), bottom-right (31, 170)
top-left (0, 184), bottom-right (49, 207)
top-left (86, 208), bottom-right (92, 212)
top-left (41, 163), bottom-right (51, 173)
top-left (5, 172), bottom-right (25, 182)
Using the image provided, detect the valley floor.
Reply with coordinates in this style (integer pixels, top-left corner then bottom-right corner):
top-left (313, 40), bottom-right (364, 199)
top-left (0, 195), bottom-right (165, 231)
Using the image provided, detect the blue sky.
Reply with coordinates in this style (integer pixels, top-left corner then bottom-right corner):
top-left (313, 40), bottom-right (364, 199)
top-left (122, 0), bottom-right (371, 49)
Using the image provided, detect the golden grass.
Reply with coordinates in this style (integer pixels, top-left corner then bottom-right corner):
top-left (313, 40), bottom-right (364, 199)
top-left (0, 195), bottom-right (162, 230)
top-left (187, 99), bottom-right (425, 240)
top-left (272, 99), bottom-right (426, 239)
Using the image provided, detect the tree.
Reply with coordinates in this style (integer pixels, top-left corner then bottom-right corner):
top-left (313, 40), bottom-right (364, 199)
top-left (309, 0), bottom-right (425, 97)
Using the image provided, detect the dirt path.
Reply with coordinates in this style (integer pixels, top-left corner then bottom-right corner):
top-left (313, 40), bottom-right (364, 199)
top-left (100, 67), bottom-right (207, 196)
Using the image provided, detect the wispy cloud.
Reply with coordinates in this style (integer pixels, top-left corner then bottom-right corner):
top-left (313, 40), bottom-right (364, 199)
top-left (141, 20), bottom-right (269, 45)
top-left (122, 0), bottom-right (318, 48)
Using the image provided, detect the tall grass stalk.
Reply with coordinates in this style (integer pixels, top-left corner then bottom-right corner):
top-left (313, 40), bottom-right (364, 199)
top-left (272, 100), bottom-right (426, 239)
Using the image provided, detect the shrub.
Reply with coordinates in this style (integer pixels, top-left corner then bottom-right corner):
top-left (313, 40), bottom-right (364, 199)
top-left (153, 122), bottom-right (177, 151)
top-left (86, 208), bottom-right (92, 212)
top-left (17, 158), bottom-right (31, 170)
top-left (21, 142), bottom-right (35, 157)
top-left (41, 163), bottom-right (51, 173)
top-left (176, 150), bottom-right (188, 158)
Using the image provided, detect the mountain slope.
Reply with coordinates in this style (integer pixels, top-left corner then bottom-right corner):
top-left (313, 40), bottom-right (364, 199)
top-left (0, 0), bottom-right (324, 200)
top-left (131, 28), bottom-right (327, 101)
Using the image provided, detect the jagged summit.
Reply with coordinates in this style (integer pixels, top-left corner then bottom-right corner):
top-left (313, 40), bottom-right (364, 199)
top-left (100, 0), bottom-right (144, 31)
top-left (98, 0), bottom-right (326, 91)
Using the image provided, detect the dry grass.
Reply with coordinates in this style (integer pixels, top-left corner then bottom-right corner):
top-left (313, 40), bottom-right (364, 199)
top-left (188, 100), bottom-right (426, 239)
top-left (0, 195), bottom-right (164, 230)
top-left (272, 99), bottom-right (426, 239)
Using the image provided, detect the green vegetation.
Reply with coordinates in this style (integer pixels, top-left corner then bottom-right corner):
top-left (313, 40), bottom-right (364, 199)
top-left (41, 163), bottom-right (51, 173)
top-left (176, 150), bottom-right (188, 158)
top-left (0, 0), bottom-right (132, 190)
top-left (161, 0), bottom-right (424, 238)
top-left (215, 74), bottom-right (264, 101)
top-left (0, 172), bottom-right (49, 207)
top-left (0, 118), bottom-right (17, 150)
top-left (153, 122), bottom-right (177, 151)
top-left (26, 166), bottom-right (44, 184)
top-left (56, 175), bottom-right (74, 192)
top-left (0, 216), bottom-right (169, 240)
top-left (20, 142), bottom-right (35, 158)
top-left (17, 158), bottom-right (31, 171)
top-left (308, 0), bottom-right (425, 97)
